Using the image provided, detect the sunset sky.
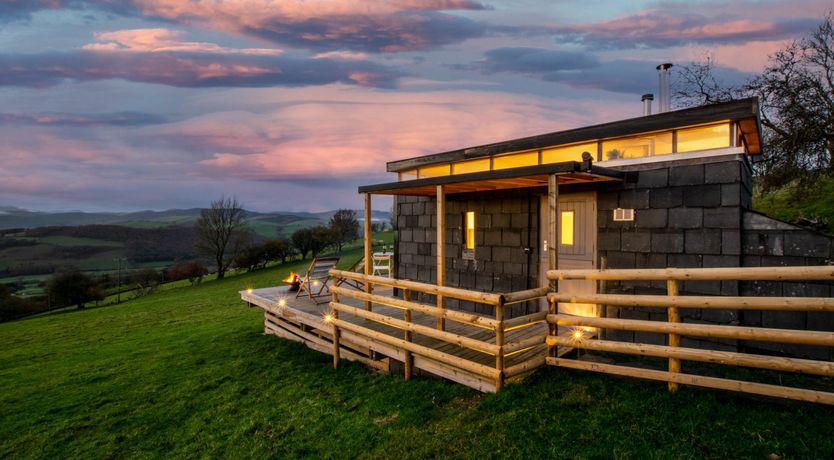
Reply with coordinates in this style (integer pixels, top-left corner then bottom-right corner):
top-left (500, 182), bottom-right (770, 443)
top-left (1, 0), bottom-right (830, 212)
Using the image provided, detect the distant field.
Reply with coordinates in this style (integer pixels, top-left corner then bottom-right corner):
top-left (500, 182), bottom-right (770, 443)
top-left (19, 235), bottom-right (124, 247)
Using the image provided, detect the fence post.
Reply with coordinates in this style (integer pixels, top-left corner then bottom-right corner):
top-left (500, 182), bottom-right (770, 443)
top-left (667, 279), bottom-right (680, 392)
top-left (495, 297), bottom-right (505, 390)
top-left (332, 290), bottom-right (341, 369)
top-left (403, 288), bottom-right (413, 381)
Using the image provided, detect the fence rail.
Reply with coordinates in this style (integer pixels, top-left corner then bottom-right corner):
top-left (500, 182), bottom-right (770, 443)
top-left (546, 266), bottom-right (834, 405)
top-left (328, 270), bottom-right (548, 390)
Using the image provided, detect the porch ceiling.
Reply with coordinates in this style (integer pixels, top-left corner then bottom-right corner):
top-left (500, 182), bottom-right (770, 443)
top-left (358, 161), bottom-right (624, 196)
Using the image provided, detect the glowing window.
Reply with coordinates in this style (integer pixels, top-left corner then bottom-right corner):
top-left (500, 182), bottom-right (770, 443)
top-left (677, 123), bottom-right (731, 152)
top-left (561, 211), bottom-right (574, 245)
top-left (464, 211), bottom-right (476, 250)
top-left (492, 151), bottom-right (539, 170)
top-left (603, 132), bottom-right (673, 161)
top-left (418, 164), bottom-right (450, 178)
top-left (542, 143), bottom-right (596, 164)
top-left (452, 158), bottom-right (490, 174)
top-left (399, 169), bottom-right (418, 181)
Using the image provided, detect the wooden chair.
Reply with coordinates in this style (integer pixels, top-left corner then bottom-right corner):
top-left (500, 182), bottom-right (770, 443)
top-left (336, 257), bottom-right (365, 291)
top-left (296, 257), bottom-right (340, 304)
top-left (372, 253), bottom-right (392, 277)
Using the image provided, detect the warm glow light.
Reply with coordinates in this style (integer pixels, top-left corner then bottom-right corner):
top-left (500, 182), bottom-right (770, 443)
top-left (278, 298), bottom-right (287, 307)
top-left (561, 211), bottom-right (574, 245)
top-left (677, 123), bottom-right (731, 152)
top-left (323, 313), bottom-right (334, 323)
top-left (313, 280), bottom-right (320, 287)
top-left (572, 329), bottom-right (584, 341)
top-left (465, 211), bottom-right (476, 250)
top-left (492, 151), bottom-right (539, 170)
top-left (246, 288), bottom-right (253, 294)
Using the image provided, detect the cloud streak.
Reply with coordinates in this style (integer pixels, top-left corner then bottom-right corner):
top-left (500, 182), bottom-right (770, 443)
top-left (553, 8), bottom-right (818, 49)
top-left (83, 28), bottom-right (283, 55)
top-left (0, 50), bottom-right (401, 88)
top-left (0, 111), bottom-right (167, 126)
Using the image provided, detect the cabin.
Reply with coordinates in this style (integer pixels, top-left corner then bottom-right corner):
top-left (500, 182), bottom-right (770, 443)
top-left (243, 80), bottom-right (834, 404)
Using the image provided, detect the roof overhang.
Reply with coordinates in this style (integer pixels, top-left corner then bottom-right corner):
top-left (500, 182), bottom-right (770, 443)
top-left (359, 161), bottom-right (624, 196)
top-left (386, 98), bottom-right (762, 173)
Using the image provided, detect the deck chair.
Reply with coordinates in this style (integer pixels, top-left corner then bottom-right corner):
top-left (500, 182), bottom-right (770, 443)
top-left (372, 254), bottom-right (392, 277)
top-left (335, 257), bottom-right (365, 291)
top-left (296, 257), bottom-right (340, 304)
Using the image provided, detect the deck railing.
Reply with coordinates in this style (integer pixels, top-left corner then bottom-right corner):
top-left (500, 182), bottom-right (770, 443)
top-left (545, 266), bottom-right (834, 405)
top-left (329, 269), bottom-right (549, 390)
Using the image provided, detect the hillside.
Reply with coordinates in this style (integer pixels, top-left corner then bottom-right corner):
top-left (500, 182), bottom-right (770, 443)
top-left (0, 206), bottom-right (392, 231)
top-left (1, 242), bottom-right (833, 458)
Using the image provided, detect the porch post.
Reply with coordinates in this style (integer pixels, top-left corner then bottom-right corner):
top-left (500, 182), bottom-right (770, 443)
top-left (436, 185), bottom-right (446, 331)
top-left (548, 174), bottom-right (559, 357)
top-left (364, 193), bottom-right (373, 311)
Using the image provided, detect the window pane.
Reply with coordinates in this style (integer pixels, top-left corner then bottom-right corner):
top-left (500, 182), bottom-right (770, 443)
top-left (561, 211), bottom-right (574, 245)
top-left (399, 169), bottom-right (418, 181)
top-left (465, 211), bottom-right (476, 249)
top-left (418, 164), bottom-right (450, 178)
top-left (492, 151), bottom-right (539, 170)
top-left (542, 143), bottom-right (596, 164)
top-left (677, 123), bottom-right (731, 152)
top-left (452, 158), bottom-right (490, 174)
top-left (603, 132), bottom-right (673, 161)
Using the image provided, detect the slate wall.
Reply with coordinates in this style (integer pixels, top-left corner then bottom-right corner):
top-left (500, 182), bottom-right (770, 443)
top-left (596, 154), bottom-right (753, 351)
top-left (395, 188), bottom-right (541, 318)
top-left (740, 212), bottom-right (834, 360)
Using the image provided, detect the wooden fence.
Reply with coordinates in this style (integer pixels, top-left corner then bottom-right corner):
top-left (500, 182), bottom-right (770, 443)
top-left (545, 266), bottom-right (834, 405)
top-left (328, 269), bottom-right (549, 390)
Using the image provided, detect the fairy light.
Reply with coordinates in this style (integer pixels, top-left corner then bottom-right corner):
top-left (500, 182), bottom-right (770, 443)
top-left (323, 313), bottom-right (334, 323)
top-left (246, 288), bottom-right (253, 294)
top-left (572, 328), bottom-right (584, 341)
top-left (277, 298), bottom-right (287, 308)
top-left (313, 280), bottom-right (320, 287)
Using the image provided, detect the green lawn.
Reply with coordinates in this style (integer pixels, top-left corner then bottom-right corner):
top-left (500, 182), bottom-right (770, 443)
top-left (2, 235), bottom-right (833, 458)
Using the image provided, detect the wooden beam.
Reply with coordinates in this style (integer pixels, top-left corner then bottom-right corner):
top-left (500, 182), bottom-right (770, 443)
top-left (548, 358), bottom-right (834, 405)
top-left (547, 266), bottom-right (834, 282)
top-left (329, 272), bottom-right (503, 306)
top-left (547, 292), bottom-right (834, 312)
top-left (667, 279), bottom-right (680, 393)
top-left (330, 285), bottom-right (499, 329)
top-left (548, 173), bottom-right (558, 358)
top-left (549, 314), bottom-right (834, 346)
top-left (364, 193), bottom-right (373, 311)
top-left (436, 184), bottom-right (446, 331)
top-left (403, 289), bottom-right (413, 381)
top-left (495, 298), bottom-right (505, 390)
top-left (549, 337), bottom-right (834, 377)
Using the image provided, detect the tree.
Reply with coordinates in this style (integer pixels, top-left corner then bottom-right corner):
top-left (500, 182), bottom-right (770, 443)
top-left (310, 226), bottom-right (335, 259)
top-left (46, 271), bottom-right (104, 309)
top-left (329, 209), bottom-right (360, 252)
top-left (291, 227), bottom-right (315, 260)
top-left (234, 244), bottom-right (267, 272)
top-left (194, 196), bottom-right (250, 279)
top-left (166, 261), bottom-right (208, 285)
top-left (676, 15), bottom-right (834, 192)
top-left (131, 268), bottom-right (163, 297)
top-left (262, 238), bottom-right (294, 263)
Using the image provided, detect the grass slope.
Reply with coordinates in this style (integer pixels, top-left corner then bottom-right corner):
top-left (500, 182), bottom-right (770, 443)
top-left (1, 242), bottom-right (833, 458)
top-left (754, 177), bottom-right (834, 234)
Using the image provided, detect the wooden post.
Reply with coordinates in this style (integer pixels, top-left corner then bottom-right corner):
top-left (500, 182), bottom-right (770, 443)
top-left (547, 174), bottom-right (559, 356)
top-left (495, 298), bottom-right (505, 390)
top-left (667, 279), bottom-right (680, 392)
top-left (436, 185), bottom-right (446, 331)
top-left (332, 291), bottom-right (340, 369)
top-left (364, 193), bottom-right (373, 311)
top-left (403, 289), bottom-right (413, 380)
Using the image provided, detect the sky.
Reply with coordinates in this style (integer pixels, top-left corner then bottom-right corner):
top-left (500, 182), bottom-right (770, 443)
top-left (0, 0), bottom-right (830, 213)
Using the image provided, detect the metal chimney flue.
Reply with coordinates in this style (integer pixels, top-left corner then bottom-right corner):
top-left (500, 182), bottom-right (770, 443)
top-left (641, 93), bottom-right (654, 116)
top-left (656, 63), bottom-right (673, 113)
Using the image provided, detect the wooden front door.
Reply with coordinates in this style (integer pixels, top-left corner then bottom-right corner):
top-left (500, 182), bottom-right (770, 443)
top-left (539, 192), bottom-right (597, 316)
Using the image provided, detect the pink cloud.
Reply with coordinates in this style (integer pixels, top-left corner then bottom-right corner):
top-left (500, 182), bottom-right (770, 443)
top-left (83, 28), bottom-right (283, 55)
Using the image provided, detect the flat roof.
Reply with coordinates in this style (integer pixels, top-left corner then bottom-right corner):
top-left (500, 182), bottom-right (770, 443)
top-left (359, 161), bottom-right (624, 196)
top-left (386, 98), bottom-right (761, 173)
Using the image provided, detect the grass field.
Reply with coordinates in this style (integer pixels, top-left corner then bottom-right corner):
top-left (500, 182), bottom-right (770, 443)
top-left (2, 235), bottom-right (834, 458)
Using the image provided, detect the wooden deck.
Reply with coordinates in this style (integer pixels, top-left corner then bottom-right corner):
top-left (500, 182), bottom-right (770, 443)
top-left (242, 284), bottom-right (558, 392)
